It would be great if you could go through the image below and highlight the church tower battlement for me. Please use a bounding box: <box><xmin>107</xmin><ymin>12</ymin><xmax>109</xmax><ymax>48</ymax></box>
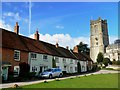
<box><xmin>90</xmin><ymin>17</ymin><xmax>109</xmax><ymax>62</ymax></box>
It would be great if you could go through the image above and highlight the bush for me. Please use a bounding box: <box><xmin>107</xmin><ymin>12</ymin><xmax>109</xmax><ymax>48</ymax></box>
<box><xmin>19</xmin><ymin>62</ymin><xmax>30</xmax><ymax>78</ymax></box>
<box><xmin>103</xmin><ymin>58</ymin><xmax>110</xmax><ymax>67</ymax></box>
<box><xmin>2</xmin><ymin>76</ymin><xmax>4</xmax><ymax>83</ymax></box>
<box><xmin>116</xmin><ymin>60</ymin><xmax>120</xmax><ymax>65</ymax></box>
<box><xmin>112</xmin><ymin>60</ymin><xmax>120</xmax><ymax>65</ymax></box>
<box><xmin>91</xmin><ymin>64</ymin><xmax>100</xmax><ymax>72</ymax></box>
<box><xmin>28</xmin><ymin>72</ymin><xmax>36</xmax><ymax>78</ymax></box>
<box><xmin>8</xmin><ymin>74</ymin><xmax>14</xmax><ymax>81</ymax></box>
<box><xmin>62</xmin><ymin>71</ymin><xmax>67</xmax><ymax>75</ymax></box>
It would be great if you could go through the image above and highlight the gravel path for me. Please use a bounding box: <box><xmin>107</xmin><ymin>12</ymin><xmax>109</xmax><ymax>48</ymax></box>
<box><xmin>0</xmin><ymin>70</ymin><xmax>119</xmax><ymax>89</ymax></box>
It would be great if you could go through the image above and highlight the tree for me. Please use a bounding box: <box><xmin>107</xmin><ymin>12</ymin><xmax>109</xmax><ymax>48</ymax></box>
<box><xmin>77</xmin><ymin>42</ymin><xmax>90</xmax><ymax>55</ymax></box>
<box><xmin>77</xmin><ymin>62</ymin><xmax>81</xmax><ymax>73</ymax></box>
<box><xmin>96</xmin><ymin>52</ymin><xmax>104</xmax><ymax>64</ymax></box>
<box><xmin>52</xmin><ymin>57</ymin><xmax>56</xmax><ymax>68</ymax></box>
<box><xmin>103</xmin><ymin>58</ymin><xmax>110</xmax><ymax>67</ymax></box>
<box><xmin>19</xmin><ymin>62</ymin><xmax>30</xmax><ymax>78</ymax></box>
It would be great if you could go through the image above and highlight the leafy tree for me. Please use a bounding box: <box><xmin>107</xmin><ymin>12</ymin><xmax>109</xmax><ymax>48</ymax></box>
<box><xmin>96</xmin><ymin>52</ymin><xmax>104</xmax><ymax>64</ymax></box>
<box><xmin>77</xmin><ymin>42</ymin><xmax>90</xmax><ymax>55</ymax></box>
<box><xmin>52</xmin><ymin>57</ymin><xmax>56</xmax><ymax>68</ymax></box>
<box><xmin>103</xmin><ymin>58</ymin><xmax>110</xmax><ymax>67</ymax></box>
<box><xmin>19</xmin><ymin>62</ymin><xmax>30</xmax><ymax>78</ymax></box>
<box><xmin>77</xmin><ymin>62</ymin><xmax>81</xmax><ymax>73</ymax></box>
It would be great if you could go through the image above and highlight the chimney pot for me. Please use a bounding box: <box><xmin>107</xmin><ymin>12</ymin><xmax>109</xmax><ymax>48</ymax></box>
<box><xmin>34</xmin><ymin>29</ymin><xmax>39</xmax><ymax>40</ymax></box>
<box><xmin>56</xmin><ymin>42</ymin><xmax>59</xmax><ymax>48</ymax></box>
<box><xmin>73</xmin><ymin>45</ymin><xmax>78</xmax><ymax>53</ymax></box>
<box><xmin>14</xmin><ymin>22</ymin><xmax>19</xmax><ymax>34</ymax></box>
<box><xmin>66</xmin><ymin>46</ymin><xmax>69</xmax><ymax>50</ymax></box>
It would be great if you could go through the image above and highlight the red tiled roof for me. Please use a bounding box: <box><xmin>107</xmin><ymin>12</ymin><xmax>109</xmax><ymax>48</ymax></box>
<box><xmin>1</xmin><ymin>28</ymin><xmax>92</xmax><ymax>61</ymax></box>
<box><xmin>81</xmin><ymin>53</ymin><xmax>93</xmax><ymax>61</ymax></box>
<box><xmin>1</xmin><ymin>29</ymin><xmax>28</xmax><ymax>51</ymax></box>
<box><xmin>1</xmin><ymin>29</ymin><xmax>76</xmax><ymax>59</ymax></box>
<box><xmin>72</xmin><ymin>52</ymin><xmax>87</xmax><ymax>61</ymax></box>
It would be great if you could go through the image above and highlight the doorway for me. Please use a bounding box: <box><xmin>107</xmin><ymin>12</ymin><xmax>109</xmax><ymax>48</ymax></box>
<box><xmin>40</xmin><ymin>66</ymin><xmax>43</xmax><ymax>73</ymax></box>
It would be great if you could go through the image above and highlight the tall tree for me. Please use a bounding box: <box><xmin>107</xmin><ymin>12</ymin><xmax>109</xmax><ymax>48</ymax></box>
<box><xmin>96</xmin><ymin>52</ymin><xmax>104</xmax><ymax>64</ymax></box>
<box><xmin>77</xmin><ymin>42</ymin><xmax>90</xmax><ymax>55</ymax></box>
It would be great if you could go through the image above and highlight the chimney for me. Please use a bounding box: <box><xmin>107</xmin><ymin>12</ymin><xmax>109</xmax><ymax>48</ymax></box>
<box><xmin>73</xmin><ymin>46</ymin><xmax>78</xmax><ymax>53</ymax></box>
<box><xmin>66</xmin><ymin>46</ymin><xmax>69</xmax><ymax>50</ymax></box>
<box><xmin>14</xmin><ymin>22</ymin><xmax>19</xmax><ymax>34</ymax></box>
<box><xmin>34</xmin><ymin>29</ymin><xmax>39</xmax><ymax>40</ymax></box>
<box><xmin>55</xmin><ymin>42</ymin><xmax>59</xmax><ymax>48</ymax></box>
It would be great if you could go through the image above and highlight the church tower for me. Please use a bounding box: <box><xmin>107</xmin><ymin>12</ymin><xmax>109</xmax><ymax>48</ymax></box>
<box><xmin>90</xmin><ymin>17</ymin><xmax>109</xmax><ymax>62</ymax></box>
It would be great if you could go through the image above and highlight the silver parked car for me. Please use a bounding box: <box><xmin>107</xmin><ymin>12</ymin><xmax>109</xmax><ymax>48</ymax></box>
<box><xmin>38</xmin><ymin>68</ymin><xmax>63</xmax><ymax>78</ymax></box>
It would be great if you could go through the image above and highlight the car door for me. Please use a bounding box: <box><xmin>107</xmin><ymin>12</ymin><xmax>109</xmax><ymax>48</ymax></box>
<box><xmin>52</xmin><ymin>69</ymin><xmax>57</xmax><ymax>77</ymax></box>
<box><xmin>56</xmin><ymin>69</ymin><xmax>60</xmax><ymax>77</ymax></box>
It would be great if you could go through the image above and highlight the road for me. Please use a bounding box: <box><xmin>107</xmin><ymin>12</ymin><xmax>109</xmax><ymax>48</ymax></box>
<box><xmin>0</xmin><ymin>70</ymin><xmax>119</xmax><ymax>89</ymax></box>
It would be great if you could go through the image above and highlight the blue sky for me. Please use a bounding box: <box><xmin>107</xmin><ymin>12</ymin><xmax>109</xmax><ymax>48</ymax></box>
<box><xmin>1</xmin><ymin>2</ymin><xmax>118</xmax><ymax>48</ymax></box>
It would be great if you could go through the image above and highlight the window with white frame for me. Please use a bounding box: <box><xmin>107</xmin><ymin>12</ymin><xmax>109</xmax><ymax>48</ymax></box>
<box><xmin>43</xmin><ymin>55</ymin><xmax>48</xmax><ymax>61</ymax></box>
<box><xmin>70</xmin><ymin>67</ymin><xmax>73</xmax><ymax>72</ymax></box>
<box><xmin>44</xmin><ymin>66</ymin><xmax>48</xmax><ymax>70</ymax></box>
<box><xmin>14</xmin><ymin>50</ymin><xmax>20</xmax><ymax>61</ymax></box>
<box><xmin>14</xmin><ymin>66</ymin><xmax>20</xmax><ymax>77</ymax></box>
<box><xmin>75</xmin><ymin>60</ymin><xmax>77</xmax><ymax>64</ymax></box>
<box><xmin>31</xmin><ymin>53</ymin><xmax>37</xmax><ymax>59</ymax></box>
<box><xmin>63</xmin><ymin>58</ymin><xmax>66</xmax><ymax>63</ymax></box>
<box><xmin>56</xmin><ymin>66</ymin><xmax>60</xmax><ymax>68</ymax></box>
<box><xmin>70</xmin><ymin>59</ymin><xmax>73</xmax><ymax>64</ymax></box>
<box><xmin>55</xmin><ymin>57</ymin><xmax>59</xmax><ymax>63</ymax></box>
<box><xmin>75</xmin><ymin>67</ymin><xmax>77</xmax><ymax>71</ymax></box>
<box><xmin>32</xmin><ymin>66</ymin><xmax>37</xmax><ymax>72</ymax></box>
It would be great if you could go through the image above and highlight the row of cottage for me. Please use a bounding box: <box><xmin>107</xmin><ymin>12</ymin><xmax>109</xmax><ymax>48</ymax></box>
<box><xmin>0</xmin><ymin>22</ymin><xmax>93</xmax><ymax>80</ymax></box>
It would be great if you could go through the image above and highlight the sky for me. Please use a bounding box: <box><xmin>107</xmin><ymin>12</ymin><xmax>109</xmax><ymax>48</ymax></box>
<box><xmin>0</xmin><ymin>2</ymin><xmax>118</xmax><ymax>49</ymax></box>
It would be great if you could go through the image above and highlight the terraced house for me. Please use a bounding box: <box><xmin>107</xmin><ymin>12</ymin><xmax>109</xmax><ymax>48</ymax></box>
<box><xmin>0</xmin><ymin>22</ymin><xmax>93</xmax><ymax>81</ymax></box>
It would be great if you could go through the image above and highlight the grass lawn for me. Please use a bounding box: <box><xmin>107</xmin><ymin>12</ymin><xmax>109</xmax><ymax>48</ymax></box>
<box><xmin>19</xmin><ymin>73</ymin><xmax>119</xmax><ymax>88</ymax></box>
<box><xmin>3</xmin><ymin>73</ymin><xmax>118</xmax><ymax>89</ymax></box>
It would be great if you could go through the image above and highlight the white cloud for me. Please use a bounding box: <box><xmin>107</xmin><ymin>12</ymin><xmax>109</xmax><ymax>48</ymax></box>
<box><xmin>3</xmin><ymin>12</ymin><xmax>21</xmax><ymax>21</ymax></box>
<box><xmin>56</xmin><ymin>25</ymin><xmax>64</xmax><ymax>29</ymax></box>
<box><xmin>29</xmin><ymin>33</ymin><xmax>89</xmax><ymax>49</ymax></box>
<box><xmin>29</xmin><ymin>33</ymin><xmax>118</xmax><ymax>49</ymax></box>
<box><xmin>0</xmin><ymin>20</ymin><xmax>13</xmax><ymax>31</ymax></box>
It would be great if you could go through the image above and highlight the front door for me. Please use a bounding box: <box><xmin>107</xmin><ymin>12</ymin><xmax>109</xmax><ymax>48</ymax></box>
<box><xmin>40</xmin><ymin>66</ymin><xmax>43</xmax><ymax>73</ymax></box>
<box><xmin>2</xmin><ymin>66</ymin><xmax>8</xmax><ymax>80</ymax></box>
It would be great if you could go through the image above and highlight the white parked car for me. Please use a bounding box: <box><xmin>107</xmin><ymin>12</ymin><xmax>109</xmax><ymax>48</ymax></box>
<box><xmin>38</xmin><ymin>68</ymin><xmax>63</xmax><ymax>78</ymax></box>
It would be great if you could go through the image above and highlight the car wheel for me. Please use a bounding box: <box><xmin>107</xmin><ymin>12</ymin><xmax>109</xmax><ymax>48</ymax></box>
<box><xmin>59</xmin><ymin>73</ymin><xmax>63</xmax><ymax>78</ymax></box>
<box><xmin>49</xmin><ymin>74</ymin><xmax>52</xmax><ymax>79</ymax></box>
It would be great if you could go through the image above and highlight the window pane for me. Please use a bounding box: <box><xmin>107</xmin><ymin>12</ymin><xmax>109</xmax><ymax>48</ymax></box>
<box><xmin>14</xmin><ymin>50</ymin><xmax>20</xmax><ymax>60</ymax></box>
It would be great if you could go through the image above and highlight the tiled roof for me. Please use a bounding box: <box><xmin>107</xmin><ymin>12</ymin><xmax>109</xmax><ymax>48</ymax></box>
<box><xmin>72</xmin><ymin>52</ymin><xmax>86</xmax><ymax>61</ymax></box>
<box><xmin>1</xmin><ymin>29</ymin><xmax>28</xmax><ymax>51</ymax></box>
<box><xmin>1</xmin><ymin>28</ymin><xmax>92</xmax><ymax>61</ymax></box>
<box><xmin>1</xmin><ymin>29</ymin><xmax>76</xmax><ymax>59</ymax></box>
<box><xmin>81</xmin><ymin>53</ymin><xmax>93</xmax><ymax>61</ymax></box>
